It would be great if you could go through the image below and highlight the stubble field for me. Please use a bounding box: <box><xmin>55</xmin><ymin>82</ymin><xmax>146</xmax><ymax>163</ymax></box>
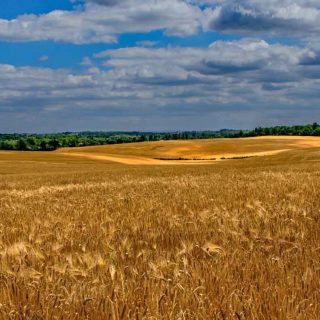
<box><xmin>0</xmin><ymin>137</ymin><xmax>320</xmax><ymax>319</ymax></box>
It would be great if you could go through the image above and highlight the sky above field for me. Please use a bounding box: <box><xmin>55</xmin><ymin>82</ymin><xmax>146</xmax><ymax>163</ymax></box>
<box><xmin>1</xmin><ymin>0</ymin><xmax>320</xmax><ymax>132</ymax></box>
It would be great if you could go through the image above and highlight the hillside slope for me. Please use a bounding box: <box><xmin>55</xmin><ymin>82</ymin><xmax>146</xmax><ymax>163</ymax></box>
<box><xmin>57</xmin><ymin>136</ymin><xmax>320</xmax><ymax>165</ymax></box>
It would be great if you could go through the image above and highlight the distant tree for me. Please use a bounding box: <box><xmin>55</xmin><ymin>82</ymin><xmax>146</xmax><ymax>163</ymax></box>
<box><xmin>264</xmin><ymin>127</ymin><xmax>271</xmax><ymax>135</ymax></box>
<box><xmin>313</xmin><ymin>127</ymin><xmax>320</xmax><ymax>136</ymax></box>
<box><xmin>48</xmin><ymin>139</ymin><xmax>60</xmax><ymax>150</ymax></box>
<box><xmin>0</xmin><ymin>140</ymin><xmax>14</xmax><ymax>150</ymax></box>
<box><xmin>301</xmin><ymin>126</ymin><xmax>313</xmax><ymax>136</ymax></box>
<box><xmin>16</xmin><ymin>139</ymin><xmax>28</xmax><ymax>151</ymax></box>
<box><xmin>68</xmin><ymin>137</ymin><xmax>78</xmax><ymax>147</ymax></box>
<box><xmin>139</xmin><ymin>135</ymin><xmax>146</xmax><ymax>142</ymax></box>
<box><xmin>26</xmin><ymin>137</ymin><xmax>36</xmax><ymax>148</ymax></box>
<box><xmin>40</xmin><ymin>140</ymin><xmax>48</xmax><ymax>151</ymax></box>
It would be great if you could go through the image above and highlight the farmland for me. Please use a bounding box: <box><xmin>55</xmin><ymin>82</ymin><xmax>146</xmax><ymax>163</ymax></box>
<box><xmin>0</xmin><ymin>137</ymin><xmax>320</xmax><ymax>319</ymax></box>
<box><xmin>57</xmin><ymin>136</ymin><xmax>320</xmax><ymax>164</ymax></box>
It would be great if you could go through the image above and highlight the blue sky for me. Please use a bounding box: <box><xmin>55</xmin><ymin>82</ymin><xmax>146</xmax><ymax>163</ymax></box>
<box><xmin>0</xmin><ymin>0</ymin><xmax>320</xmax><ymax>132</ymax></box>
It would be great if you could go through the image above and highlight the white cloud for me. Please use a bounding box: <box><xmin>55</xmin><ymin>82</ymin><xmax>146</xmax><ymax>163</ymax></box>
<box><xmin>98</xmin><ymin>39</ymin><xmax>315</xmax><ymax>80</ymax></box>
<box><xmin>0</xmin><ymin>1</ymin><xmax>202</xmax><ymax>44</ymax></box>
<box><xmin>1</xmin><ymin>39</ymin><xmax>320</xmax><ymax>130</ymax></box>
<box><xmin>2</xmin><ymin>1</ymin><xmax>320</xmax><ymax>130</ymax></box>
<box><xmin>203</xmin><ymin>0</ymin><xmax>320</xmax><ymax>39</ymax></box>
<box><xmin>0</xmin><ymin>0</ymin><xmax>319</xmax><ymax>44</ymax></box>
<box><xmin>0</xmin><ymin>0</ymin><xmax>319</xmax><ymax>45</ymax></box>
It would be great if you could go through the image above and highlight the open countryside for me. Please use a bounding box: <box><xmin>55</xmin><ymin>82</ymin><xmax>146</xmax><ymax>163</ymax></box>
<box><xmin>57</xmin><ymin>136</ymin><xmax>320</xmax><ymax>164</ymax></box>
<box><xmin>0</xmin><ymin>136</ymin><xmax>319</xmax><ymax>319</ymax></box>
<box><xmin>2</xmin><ymin>0</ymin><xmax>320</xmax><ymax>319</ymax></box>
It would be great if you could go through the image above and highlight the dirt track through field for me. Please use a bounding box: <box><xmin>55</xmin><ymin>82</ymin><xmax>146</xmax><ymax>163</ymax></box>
<box><xmin>56</xmin><ymin>136</ymin><xmax>320</xmax><ymax>165</ymax></box>
<box><xmin>59</xmin><ymin>152</ymin><xmax>215</xmax><ymax>165</ymax></box>
<box><xmin>59</xmin><ymin>149</ymin><xmax>291</xmax><ymax>165</ymax></box>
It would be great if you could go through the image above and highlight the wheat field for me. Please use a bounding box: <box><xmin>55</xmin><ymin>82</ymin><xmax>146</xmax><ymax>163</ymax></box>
<box><xmin>0</xmin><ymin>137</ymin><xmax>320</xmax><ymax>319</ymax></box>
<box><xmin>57</xmin><ymin>136</ymin><xmax>320</xmax><ymax>164</ymax></box>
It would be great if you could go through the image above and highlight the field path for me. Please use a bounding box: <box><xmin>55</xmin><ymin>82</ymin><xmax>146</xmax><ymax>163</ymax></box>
<box><xmin>58</xmin><ymin>152</ymin><xmax>216</xmax><ymax>165</ymax></box>
<box><xmin>59</xmin><ymin>149</ymin><xmax>290</xmax><ymax>165</ymax></box>
<box><xmin>57</xmin><ymin>136</ymin><xmax>320</xmax><ymax>165</ymax></box>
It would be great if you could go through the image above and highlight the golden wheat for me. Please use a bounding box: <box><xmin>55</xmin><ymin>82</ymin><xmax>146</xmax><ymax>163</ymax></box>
<box><xmin>0</xmin><ymin>139</ymin><xmax>319</xmax><ymax>319</ymax></box>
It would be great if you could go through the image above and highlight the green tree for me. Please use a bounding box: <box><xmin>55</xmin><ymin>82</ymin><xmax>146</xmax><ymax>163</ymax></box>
<box><xmin>16</xmin><ymin>139</ymin><xmax>28</xmax><ymax>151</ymax></box>
<box><xmin>48</xmin><ymin>139</ymin><xmax>60</xmax><ymax>150</ymax></box>
<box><xmin>40</xmin><ymin>140</ymin><xmax>48</xmax><ymax>151</ymax></box>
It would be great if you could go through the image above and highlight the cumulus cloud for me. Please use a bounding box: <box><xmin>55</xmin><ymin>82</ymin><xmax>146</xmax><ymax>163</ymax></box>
<box><xmin>2</xmin><ymin>39</ymin><xmax>320</xmax><ymax>131</ymax></box>
<box><xmin>0</xmin><ymin>0</ymin><xmax>202</xmax><ymax>44</ymax></box>
<box><xmin>2</xmin><ymin>1</ymin><xmax>320</xmax><ymax>131</ymax></box>
<box><xmin>98</xmin><ymin>39</ymin><xmax>317</xmax><ymax>81</ymax></box>
<box><xmin>204</xmin><ymin>0</ymin><xmax>320</xmax><ymax>39</ymax></box>
<box><xmin>0</xmin><ymin>0</ymin><xmax>319</xmax><ymax>44</ymax></box>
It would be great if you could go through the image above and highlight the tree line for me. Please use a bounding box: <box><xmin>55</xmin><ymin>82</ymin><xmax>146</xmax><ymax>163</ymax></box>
<box><xmin>231</xmin><ymin>123</ymin><xmax>320</xmax><ymax>138</ymax></box>
<box><xmin>1</xmin><ymin>123</ymin><xmax>319</xmax><ymax>151</ymax></box>
<box><xmin>0</xmin><ymin>130</ymin><xmax>238</xmax><ymax>151</ymax></box>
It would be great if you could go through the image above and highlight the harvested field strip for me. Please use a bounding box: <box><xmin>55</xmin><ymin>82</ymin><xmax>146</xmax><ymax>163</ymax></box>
<box><xmin>57</xmin><ymin>136</ymin><xmax>320</xmax><ymax>165</ymax></box>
